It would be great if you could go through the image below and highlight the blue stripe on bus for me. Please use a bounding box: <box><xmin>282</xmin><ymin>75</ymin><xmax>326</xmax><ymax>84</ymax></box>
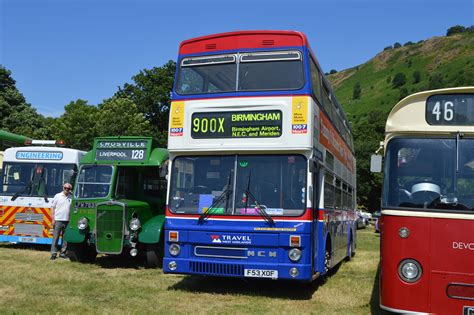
<box><xmin>0</xmin><ymin>235</ymin><xmax>56</xmax><ymax>245</ymax></box>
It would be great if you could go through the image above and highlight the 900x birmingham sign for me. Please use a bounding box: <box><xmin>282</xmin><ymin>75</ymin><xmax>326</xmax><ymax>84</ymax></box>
<box><xmin>191</xmin><ymin>110</ymin><xmax>282</xmax><ymax>139</ymax></box>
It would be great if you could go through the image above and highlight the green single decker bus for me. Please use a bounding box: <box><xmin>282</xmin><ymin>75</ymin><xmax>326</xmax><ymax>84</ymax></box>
<box><xmin>64</xmin><ymin>136</ymin><xmax>168</xmax><ymax>267</ymax></box>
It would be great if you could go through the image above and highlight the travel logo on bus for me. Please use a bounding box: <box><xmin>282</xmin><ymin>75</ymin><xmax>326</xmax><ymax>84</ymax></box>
<box><xmin>16</xmin><ymin>151</ymin><xmax>64</xmax><ymax>160</ymax></box>
<box><xmin>210</xmin><ymin>234</ymin><xmax>252</xmax><ymax>245</ymax></box>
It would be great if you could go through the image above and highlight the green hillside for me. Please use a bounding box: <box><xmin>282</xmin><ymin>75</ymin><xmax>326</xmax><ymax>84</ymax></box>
<box><xmin>328</xmin><ymin>31</ymin><xmax>474</xmax><ymax>211</ymax></box>
<box><xmin>331</xmin><ymin>32</ymin><xmax>474</xmax><ymax>117</ymax></box>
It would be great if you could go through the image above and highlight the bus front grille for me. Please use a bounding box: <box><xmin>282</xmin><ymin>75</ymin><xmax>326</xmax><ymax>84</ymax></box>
<box><xmin>15</xmin><ymin>213</ymin><xmax>44</xmax><ymax>222</ymax></box>
<box><xmin>14</xmin><ymin>223</ymin><xmax>43</xmax><ymax>236</ymax></box>
<box><xmin>96</xmin><ymin>203</ymin><xmax>124</xmax><ymax>254</ymax></box>
<box><xmin>190</xmin><ymin>261</ymin><xmax>244</xmax><ymax>276</ymax></box>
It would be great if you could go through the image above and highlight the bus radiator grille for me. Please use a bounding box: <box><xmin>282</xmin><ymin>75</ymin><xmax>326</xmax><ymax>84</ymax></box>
<box><xmin>190</xmin><ymin>261</ymin><xmax>244</xmax><ymax>276</ymax></box>
<box><xmin>14</xmin><ymin>223</ymin><xmax>43</xmax><ymax>236</ymax></box>
<box><xmin>15</xmin><ymin>213</ymin><xmax>44</xmax><ymax>222</ymax></box>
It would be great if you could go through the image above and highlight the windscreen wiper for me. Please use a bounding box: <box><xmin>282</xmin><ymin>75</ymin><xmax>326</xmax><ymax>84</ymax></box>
<box><xmin>198</xmin><ymin>171</ymin><xmax>233</xmax><ymax>224</ymax></box>
<box><xmin>198</xmin><ymin>185</ymin><xmax>233</xmax><ymax>224</ymax></box>
<box><xmin>243</xmin><ymin>172</ymin><xmax>274</xmax><ymax>225</ymax></box>
<box><xmin>11</xmin><ymin>180</ymin><xmax>33</xmax><ymax>201</ymax></box>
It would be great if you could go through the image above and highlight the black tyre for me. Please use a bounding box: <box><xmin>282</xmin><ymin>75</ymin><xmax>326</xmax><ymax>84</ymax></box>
<box><xmin>145</xmin><ymin>243</ymin><xmax>162</xmax><ymax>268</ymax></box>
<box><xmin>324</xmin><ymin>247</ymin><xmax>331</xmax><ymax>274</ymax></box>
<box><xmin>68</xmin><ymin>242</ymin><xmax>97</xmax><ymax>263</ymax></box>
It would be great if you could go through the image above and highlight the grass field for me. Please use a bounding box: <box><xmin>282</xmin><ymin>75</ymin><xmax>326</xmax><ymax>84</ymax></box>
<box><xmin>0</xmin><ymin>228</ymin><xmax>382</xmax><ymax>314</ymax></box>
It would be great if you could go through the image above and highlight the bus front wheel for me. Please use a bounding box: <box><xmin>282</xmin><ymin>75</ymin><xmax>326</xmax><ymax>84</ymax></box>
<box><xmin>68</xmin><ymin>242</ymin><xmax>97</xmax><ymax>263</ymax></box>
<box><xmin>145</xmin><ymin>244</ymin><xmax>162</xmax><ymax>268</ymax></box>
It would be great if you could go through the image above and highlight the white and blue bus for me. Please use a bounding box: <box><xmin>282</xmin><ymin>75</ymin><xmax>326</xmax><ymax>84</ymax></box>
<box><xmin>0</xmin><ymin>141</ymin><xmax>85</xmax><ymax>244</ymax></box>
<box><xmin>163</xmin><ymin>31</ymin><xmax>357</xmax><ymax>281</ymax></box>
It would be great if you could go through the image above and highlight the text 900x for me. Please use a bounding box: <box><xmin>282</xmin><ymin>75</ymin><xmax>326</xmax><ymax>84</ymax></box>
<box><xmin>95</xmin><ymin>149</ymin><xmax>145</xmax><ymax>161</ymax></box>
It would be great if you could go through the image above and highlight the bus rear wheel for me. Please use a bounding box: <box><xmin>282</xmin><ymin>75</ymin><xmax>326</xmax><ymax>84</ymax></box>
<box><xmin>324</xmin><ymin>248</ymin><xmax>331</xmax><ymax>274</ymax></box>
<box><xmin>68</xmin><ymin>242</ymin><xmax>97</xmax><ymax>263</ymax></box>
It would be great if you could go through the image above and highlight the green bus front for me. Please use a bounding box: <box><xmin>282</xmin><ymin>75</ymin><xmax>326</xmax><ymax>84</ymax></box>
<box><xmin>64</xmin><ymin>137</ymin><xmax>168</xmax><ymax>267</ymax></box>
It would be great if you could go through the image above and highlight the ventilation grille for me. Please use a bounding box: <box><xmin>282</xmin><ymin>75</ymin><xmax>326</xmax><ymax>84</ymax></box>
<box><xmin>190</xmin><ymin>261</ymin><xmax>244</xmax><ymax>276</ymax></box>
<box><xmin>14</xmin><ymin>223</ymin><xmax>43</xmax><ymax>236</ymax></box>
<box><xmin>205</xmin><ymin>43</ymin><xmax>217</xmax><ymax>50</ymax></box>
<box><xmin>262</xmin><ymin>40</ymin><xmax>275</xmax><ymax>46</ymax></box>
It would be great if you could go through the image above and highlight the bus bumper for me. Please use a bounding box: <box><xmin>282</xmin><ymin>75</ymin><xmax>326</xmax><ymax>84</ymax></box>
<box><xmin>163</xmin><ymin>257</ymin><xmax>313</xmax><ymax>281</ymax></box>
<box><xmin>0</xmin><ymin>235</ymin><xmax>55</xmax><ymax>245</ymax></box>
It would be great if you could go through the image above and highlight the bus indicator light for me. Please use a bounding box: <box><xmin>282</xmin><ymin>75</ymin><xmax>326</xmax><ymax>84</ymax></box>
<box><xmin>290</xmin><ymin>235</ymin><xmax>301</xmax><ymax>247</ymax></box>
<box><xmin>169</xmin><ymin>231</ymin><xmax>179</xmax><ymax>242</ymax></box>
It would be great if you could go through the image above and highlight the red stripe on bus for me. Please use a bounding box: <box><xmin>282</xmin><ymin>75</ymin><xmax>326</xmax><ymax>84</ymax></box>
<box><xmin>1</xmin><ymin>207</ymin><xmax>20</xmax><ymax>225</ymax></box>
<box><xmin>166</xmin><ymin>206</ymin><xmax>313</xmax><ymax>221</ymax></box>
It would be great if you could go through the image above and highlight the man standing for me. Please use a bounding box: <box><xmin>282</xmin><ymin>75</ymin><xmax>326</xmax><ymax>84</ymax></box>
<box><xmin>50</xmin><ymin>182</ymin><xmax>72</xmax><ymax>260</ymax></box>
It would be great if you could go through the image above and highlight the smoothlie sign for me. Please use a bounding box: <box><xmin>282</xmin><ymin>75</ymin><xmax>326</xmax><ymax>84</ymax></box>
<box><xmin>95</xmin><ymin>140</ymin><xmax>148</xmax><ymax>161</ymax></box>
<box><xmin>191</xmin><ymin>110</ymin><xmax>282</xmax><ymax>139</ymax></box>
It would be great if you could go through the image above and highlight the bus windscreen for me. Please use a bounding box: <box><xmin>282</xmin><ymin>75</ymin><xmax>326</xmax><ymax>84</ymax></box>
<box><xmin>383</xmin><ymin>137</ymin><xmax>474</xmax><ymax>212</ymax></box>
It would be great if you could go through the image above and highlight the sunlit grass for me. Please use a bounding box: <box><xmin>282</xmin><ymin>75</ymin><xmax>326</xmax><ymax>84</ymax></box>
<box><xmin>0</xmin><ymin>228</ymin><xmax>381</xmax><ymax>314</ymax></box>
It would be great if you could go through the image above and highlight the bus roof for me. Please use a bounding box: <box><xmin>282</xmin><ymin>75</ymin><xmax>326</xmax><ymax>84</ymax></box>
<box><xmin>3</xmin><ymin>146</ymin><xmax>86</xmax><ymax>164</ymax></box>
<box><xmin>179</xmin><ymin>30</ymin><xmax>309</xmax><ymax>55</ymax></box>
<box><xmin>386</xmin><ymin>86</ymin><xmax>474</xmax><ymax>138</ymax></box>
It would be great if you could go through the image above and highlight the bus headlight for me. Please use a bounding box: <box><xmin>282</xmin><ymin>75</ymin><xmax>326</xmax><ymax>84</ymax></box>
<box><xmin>129</xmin><ymin>218</ymin><xmax>141</xmax><ymax>231</ymax></box>
<box><xmin>77</xmin><ymin>217</ymin><xmax>88</xmax><ymax>230</ymax></box>
<box><xmin>398</xmin><ymin>259</ymin><xmax>422</xmax><ymax>282</ymax></box>
<box><xmin>169</xmin><ymin>244</ymin><xmax>181</xmax><ymax>256</ymax></box>
<box><xmin>288</xmin><ymin>248</ymin><xmax>302</xmax><ymax>262</ymax></box>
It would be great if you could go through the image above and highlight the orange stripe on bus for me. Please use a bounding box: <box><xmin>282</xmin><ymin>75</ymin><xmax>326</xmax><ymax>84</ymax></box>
<box><xmin>1</xmin><ymin>207</ymin><xmax>20</xmax><ymax>225</ymax></box>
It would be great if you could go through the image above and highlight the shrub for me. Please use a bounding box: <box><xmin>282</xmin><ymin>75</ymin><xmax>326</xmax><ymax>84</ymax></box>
<box><xmin>353</xmin><ymin>82</ymin><xmax>362</xmax><ymax>100</ymax></box>
<box><xmin>392</xmin><ymin>73</ymin><xmax>407</xmax><ymax>88</ymax></box>
<box><xmin>447</xmin><ymin>25</ymin><xmax>466</xmax><ymax>36</ymax></box>
<box><xmin>412</xmin><ymin>70</ymin><xmax>421</xmax><ymax>84</ymax></box>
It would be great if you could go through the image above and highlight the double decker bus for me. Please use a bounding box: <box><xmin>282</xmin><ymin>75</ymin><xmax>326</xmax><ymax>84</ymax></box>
<box><xmin>0</xmin><ymin>141</ymin><xmax>85</xmax><ymax>244</ymax></box>
<box><xmin>164</xmin><ymin>31</ymin><xmax>357</xmax><ymax>281</ymax></box>
<box><xmin>371</xmin><ymin>87</ymin><xmax>474</xmax><ymax>314</ymax></box>
<box><xmin>64</xmin><ymin>136</ymin><xmax>168</xmax><ymax>267</ymax></box>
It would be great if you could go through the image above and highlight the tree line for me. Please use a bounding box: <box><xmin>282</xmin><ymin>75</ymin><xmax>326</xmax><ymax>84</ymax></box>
<box><xmin>0</xmin><ymin>61</ymin><xmax>175</xmax><ymax>151</ymax></box>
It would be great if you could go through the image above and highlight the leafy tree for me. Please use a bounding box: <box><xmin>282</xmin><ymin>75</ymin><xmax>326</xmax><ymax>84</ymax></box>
<box><xmin>352</xmin><ymin>110</ymin><xmax>386</xmax><ymax>210</ymax></box>
<box><xmin>403</xmin><ymin>41</ymin><xmax>414</xmax><ymax>47</ymax></box>
<box><xmin>0</xmin><ymin>65</ymin><xmax>47</xmax><ymax>138</ymax></box>
<box><xmin>393</xmin><ymin>42</ymin><xmax>402</xmax><ymax>48</ymax></box>
<box><xmin>352</xmin><ymin>82</ymin><xmax>361</xmax><ymax>100</ymax></box>
<box><xmin>51</xmin><ymin>99</ymin><xmax>99</xmax><ymax>151</ymax></box>
<box><xmin>383</xmin><ymin>46</ymin><xmax>392</xmax><ymax>51</ymax></box>
<box><xmin>95</xmin><ymin>97</ymin><xmax>153</xmax><ymax>137</ymax></box>
<box><xmin>392</xmin><ymin>73</ymin><xmax>407</xmax><ymax>88</ymax></box>
<box><xmin>428</xmin><ymin>73</ymin><xmax>444</xmax><ymax>89</ymax></box>
<box><xmin>447</xmin><ymin>25</ymin><xmax>466</xmax><ymax>36</ymax></box>
<box><xmin>412</xmin><ymin>70</ymin><xmax>421</xmax><ymax>84</ymax></box>
<box><xmin>115</xmin><ymin>60</ymin><xmax>176</xmax><ymax>145</ymax></box>
<box><xmin>329</xmin><ymin>69</ymin><xmax>338</xmax><ymax>74</ymax></box>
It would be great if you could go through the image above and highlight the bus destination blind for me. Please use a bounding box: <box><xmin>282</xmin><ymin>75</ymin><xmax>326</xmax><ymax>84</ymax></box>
<box><xmin>95</xmin><ymin>140</ymin><xmax>148</xmax><ymax>161</ymax></box>
<box><xmin>426</xmin><ymin>94</ymin><xmax>474</xmax><ymax>125</ymax></box>
<box><xmin>191</xmin><ymin>110</ymin><xmax>282</xmax><ymax>139</ymax></box>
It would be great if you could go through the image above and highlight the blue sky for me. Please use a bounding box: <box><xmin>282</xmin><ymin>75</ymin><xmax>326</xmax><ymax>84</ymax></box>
<box><xmin>1</xmin><ymin>0</ymin><xmax>473</xmax><ymax>117</ymax></box>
